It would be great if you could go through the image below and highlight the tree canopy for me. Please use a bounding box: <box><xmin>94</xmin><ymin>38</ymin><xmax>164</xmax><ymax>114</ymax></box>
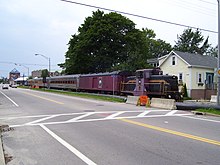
<box><xmin>60</xmin><ymin>10</ymin><xmax>171</xmax><ymax>74</ymax></box>
<box><xmin>173</xmin><ymin>28</ymin><xmax>210</xmax><ymax>55</ymax></box>
<box><xmin>63</xmin><ymin>10</ymin><xmax>141</xmax><ymax>74</ymax></box>
<box><xmin>59</xmin><ymin>11</ymin><xmax>215</xmax><ymax>75</ymax></box>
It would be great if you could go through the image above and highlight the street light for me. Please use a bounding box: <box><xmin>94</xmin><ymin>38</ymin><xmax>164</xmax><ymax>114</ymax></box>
<box><xmin>35</xmin><ymin>54</ymin><xmax>51</xmax><ymax>76</ymax></box>
<box><xmin>14</xmin><ymin>63</ymin><xmax>29</xmax><ymax>77</ymax></box>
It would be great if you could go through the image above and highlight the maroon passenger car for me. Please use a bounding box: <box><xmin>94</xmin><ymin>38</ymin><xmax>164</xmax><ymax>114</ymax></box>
<box><xmin>78</xmin><ymin>71</ymin><xmax>132</xmax><ymax>94</ymax></box>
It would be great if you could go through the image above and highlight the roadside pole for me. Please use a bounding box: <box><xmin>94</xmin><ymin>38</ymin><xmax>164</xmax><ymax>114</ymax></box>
<box><xmin>218</xmin><ymin>0</ymin><xmax>220</xmax><ymax>105</ymax></box>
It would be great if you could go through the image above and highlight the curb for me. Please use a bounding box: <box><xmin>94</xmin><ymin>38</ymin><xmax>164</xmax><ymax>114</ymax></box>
<box><xmin>0</xmin><ymin>130</ymin><xmax>5</xmax><ymax>165</ymax></box>
<box><xmin>191</xmin><ymin>111</ymin><xmax>220</xmax><ymax>117</ymax></box>
<box><xmin>191</xmin><ymin>111</ymin><xmax>206</xmax><ymax>115</ymax></box>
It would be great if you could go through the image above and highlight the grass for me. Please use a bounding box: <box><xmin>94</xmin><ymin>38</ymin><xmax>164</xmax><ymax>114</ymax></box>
<box><xmin>26</xmin><ymin>87</ymin><xmax>126</xmax><ymax>103</ymax></box>
<box><xmin>195</xmin><ymin>108</ymin><xmax>220</xmax><ymax>116</ymax></box>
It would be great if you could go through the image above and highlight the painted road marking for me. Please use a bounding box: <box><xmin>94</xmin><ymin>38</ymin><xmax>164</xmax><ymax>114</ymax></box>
<box><xmin>6</xmin><ymin>110</ymin><xmax>192</xmax><ymax>127</ymax></box>
<box><xmin>105</xmin><ymin>111</ymin><xmax>125</xmax><ymax>119</ymax></box>
<box><xmin>181</xmin><ymin>115</ymin><xmax>220</xmax><ymax>123</ymax></box>
<box><xmin>67</xmin><ymin>112</ymin><xmax>96</xmax><ymax>122</ymax></box>
<box><xmin>40</xmin><ymin>124</ymin><xmax>97</xmax><ymax>165</ymax></box>
<box><xmin>165</xmin><ymin>110</ymin><xmax>178</xmax><ymax>116</ymax></box>
<box><xmin>137</xmin><ymin>111</ymin><xmax>151</xmax><ymax>117</ymax></box>
<box><xmin>0</xmin><ymin>91</ymin><xmax>19</xmax><ymax>107</ymax></box>
<box><xmin>22</xmin><ymin>92</ymin><xmax>64</xmax><ymax>105</ymax></box>
<box><xmin>120</xmin><ymin>119</ymin><xmax>220</xmax><ymax>147</ymax></box>
<box><xmin>25</xmin><ymin>115</ymin><xmax>59</xmax><ymax>125</ymax></box>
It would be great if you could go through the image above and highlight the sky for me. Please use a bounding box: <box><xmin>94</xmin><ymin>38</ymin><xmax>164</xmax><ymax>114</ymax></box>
<box><xmin>0</xmin><ymin>0</ymin><xmax>218</xmax><ymax>78</ymax></box>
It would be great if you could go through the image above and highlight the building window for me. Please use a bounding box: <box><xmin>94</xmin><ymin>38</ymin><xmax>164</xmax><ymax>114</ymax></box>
<box><xmin>197</xmin><ymin>73</ymin><xmax>204</xmax><ymax>86</ymax></box>
<box><xmin>179</xmin><ymin>73</ymin><xmax>183</xmax><ymax>80</ymax></box>
<box><xmin>198</xmin><ymin>73</ymin><xmax>202</xmax><ymax>83</ymax></box>
<box><xmin>172</xmin><ymin>56</ymin><xmax>176</xmax><ymax>65</ymax></box>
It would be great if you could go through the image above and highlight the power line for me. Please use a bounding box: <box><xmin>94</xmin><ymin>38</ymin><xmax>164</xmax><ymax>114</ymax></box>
<box><xmin>0</xmin><ymin>61</ymin><xmax>57</xmax><ymax>67</ymax></box>
<box><xmin>60</xmin><ymin>0</ymin><xmax>217</xmax><ymax>34</ymax></box>
<box><xmin>197</xmin><ymin>0</ymin><xmax>216</xmax><ymax>5</ymax></box>
<box><xmin>164</xmin><ymin>0</ymin><xmax>216</xmax><ymax>17</ymax></box>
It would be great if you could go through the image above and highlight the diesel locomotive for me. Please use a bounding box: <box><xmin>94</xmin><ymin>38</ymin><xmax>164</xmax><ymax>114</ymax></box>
<box><xmin>28</xmin><ymin>68</ymin><xmax>181</xmax><ymax>100</ymax></box>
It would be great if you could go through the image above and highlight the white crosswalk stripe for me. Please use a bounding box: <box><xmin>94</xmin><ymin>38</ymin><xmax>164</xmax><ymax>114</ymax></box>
<box><xmin>1</xmin><ymin>110</ymin><xmax>192</xmax><ymax>128</ymax></box>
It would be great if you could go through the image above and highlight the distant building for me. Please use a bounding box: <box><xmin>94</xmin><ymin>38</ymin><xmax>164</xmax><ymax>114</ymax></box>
<box><xmin>31</xmin><ymin>70</ymin><xmax>61</xmax><ymax>78</ymax></box>
<box><xmin>14</xmin><ymin>77</ymin><xmax>28</xmax><ymax>85</ymax></box>
<box><xmin>9</xmin><ymin>68</ymin><xmax>20</xmax><ymax>81</ymax></box>
<box><xmin>9</xmin><ymin>68</ymin><xmax>20</xmax><ymax>85</ymax></box>
<box><xmin>32</xmin><ymin>70</ymin><xmax>42</xmax><ymax>78</ymax></box>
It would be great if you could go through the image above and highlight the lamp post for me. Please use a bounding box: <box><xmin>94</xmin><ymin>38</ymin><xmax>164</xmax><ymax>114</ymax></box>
<box><xmin>14</xmin><ymin>63</ymin><xmax>29</xmax><ymax>78</ymax></box>
<box><xmin>217</xmin><ymin>0</ymin><xmax>220</xmax><ymax>105</ymax></box>
<box><xmin>35</xmin><ymin>54</ymin><xmax>51</xmax><ymax>77</ymax></box>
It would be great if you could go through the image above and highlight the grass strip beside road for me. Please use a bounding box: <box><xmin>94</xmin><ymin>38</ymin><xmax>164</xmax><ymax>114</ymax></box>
<box><xmin>195</xmin><ymin>108</ymin><xmax>220</xmax><ymax>116</ymax></box>
<box><xmin>29</xmin><ymin>88</ymin><xmax>125</xmax><ymax>103</ymax></box>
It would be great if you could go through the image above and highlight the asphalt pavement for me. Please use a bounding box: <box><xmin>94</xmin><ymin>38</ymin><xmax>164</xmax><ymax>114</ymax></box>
<box><xmin>0</xmin><ymin>88</ymin><xmax>220</xmax><ymax>165</ymax></box>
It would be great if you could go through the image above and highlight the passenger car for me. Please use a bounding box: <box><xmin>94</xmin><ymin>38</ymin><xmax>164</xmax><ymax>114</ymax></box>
<box><xmin>2</xmin><ymin>84</ymin><xmax>9</xmax><ymax>89</ymax></box>
<box><xmin>11</xmin><ymin>84</ymin><xmax>18</xmax><ymax>88</ymax></box>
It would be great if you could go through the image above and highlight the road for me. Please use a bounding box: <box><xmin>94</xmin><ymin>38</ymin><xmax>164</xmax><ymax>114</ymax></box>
<box><xmin>0</xmin><ymin>87</ymin><xmax>220</xmax><ymax>165</ymax></box>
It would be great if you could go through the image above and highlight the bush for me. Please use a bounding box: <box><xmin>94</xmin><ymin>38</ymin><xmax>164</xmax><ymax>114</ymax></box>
<box><xmin>183</xmin><ymin>83</ymin><xmax>188</xmax><ymax>98</ymax></box>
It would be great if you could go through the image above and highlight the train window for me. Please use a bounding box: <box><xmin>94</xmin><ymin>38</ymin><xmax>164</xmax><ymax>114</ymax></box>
<box><xmin>136</xmin><ymin>71</ymin><xmax>143</xmax><ymax>79</ymax></box>
<box><xmin>145</xmin><ymin>72</ymin><xmax>150</xmax><ymax>79</ymax></box>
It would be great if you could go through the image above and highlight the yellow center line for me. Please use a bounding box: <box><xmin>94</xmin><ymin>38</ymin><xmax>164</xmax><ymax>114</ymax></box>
<box><xmin>23</xmin><ymin>92</ymin><xmax>64</xmax><ymax>105</ymax></box>
<box><xmin>120</xmin><ymin>118</ymin><xmax>220</xmax><ymax>146</ymax></box>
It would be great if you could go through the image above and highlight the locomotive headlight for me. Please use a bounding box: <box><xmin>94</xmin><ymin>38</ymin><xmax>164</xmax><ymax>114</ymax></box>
<box><xmin>168</xmin><ymin>95</ymin><xmax>171</xmax><ymax>98</ymax></box>
<box><xmin>138</xmin><ymin>80</ymin><xmax>141</xmax><ymax>84</ymax></box>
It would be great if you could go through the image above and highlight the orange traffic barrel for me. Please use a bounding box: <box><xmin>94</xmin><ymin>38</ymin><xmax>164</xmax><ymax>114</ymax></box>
<box><xmin>139</xmin><ymin>95</ymin><xmax>148</xmax><ymax>106</ymax></box>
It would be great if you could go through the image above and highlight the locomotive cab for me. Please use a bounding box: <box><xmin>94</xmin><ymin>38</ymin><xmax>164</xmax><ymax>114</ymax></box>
<box><xmin>134</xmin><ymin>69</ymin><xmax>161</xmax><ymax>96</ymax></box>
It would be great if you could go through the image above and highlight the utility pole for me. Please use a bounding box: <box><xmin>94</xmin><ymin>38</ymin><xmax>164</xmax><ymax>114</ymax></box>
<box><xmin>217</xmin><ymin>0</ymin><xmax>220</xmax><ymax>105</ymax></box>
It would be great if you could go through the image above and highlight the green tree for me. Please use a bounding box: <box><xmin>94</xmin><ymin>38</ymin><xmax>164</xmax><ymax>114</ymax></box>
<box><xmin>112</xmin><ymin>28</ymin><xmax>172</xmax><ymax>71</ymax></box>
<box><xmin>183</xmin><ymin>83</ymin><xmax>188</xmax><ymax>98</ymax></box>
<box><xmin>174</xmin><ymin>28</ymin><xmax>210</xmax><ymax>55</ymax></box>
<box><xmin>207</xmin><ymin>45</ymin><xmax>218</xmax><ymax>57</ymax></box>
<box><xmin>60</xmin><ymin>10</ymin><xmax>173</xmax><ymax>74</ymax></box>
<box><xmin>63</xmin><ymin>10</ymin><xmax>143</xmax><ymax>74</ymax></box>
<box><xmin>41</xmin><ymin>69</ymin><xmax>49</xmax><ymax>78</ymax></box>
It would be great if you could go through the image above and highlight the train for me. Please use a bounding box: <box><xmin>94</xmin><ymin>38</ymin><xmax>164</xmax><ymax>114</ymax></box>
<box><xmin>28</xmin><ymin>68</ymin><xmax>181</xmax><ymax>100</ymax></box>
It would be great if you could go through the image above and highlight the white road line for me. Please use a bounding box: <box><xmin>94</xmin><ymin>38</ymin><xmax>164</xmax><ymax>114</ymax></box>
<box><xmin>40</xmin><ymin>124</ymin><xmax>97</xmax><ymax>165</ymax></box>
<box><xmin>181</xmin><ymin>115</ymin><xmax>220</xmax><ymax>123</ymax></box>
<box><xmin>0</xmin><ymin>112</ymin><xmax>86</xmax><ymax>120</ymax></box>
<box><xmin>0</xmin><ymin>91</ymin><xmax>19</xmax><ymax>107</ymax></box>
<box><xmin>0</xmin><ymin>110</ymin><xmax>170</xmax><ymax>120</ymax></box>
<box><xmin>105</xmin><ymin>111</ymin><xmax>125</xmax><ymax>119</ymax></box>
<box><xmin>67</xmin><ymin>112</ymin><xmax>96</xmax><ymax>122</ymax></box>
<box><xmin>137</xmin><ymin>111</ymin><xmax>151</xmax><ymax>117</ymax></box>
<box><xmin>25</xmin><ymin>115</ymin><xmax>58</xmax><ymax>125</ymax></box>
<box><xmin>9</xmin><ymin>113</ymin><xmax>193</xmax><ymax>128</ymax></box>
<box><xmin>165</xmin><ymin>110</ymin><xmax>178</xmax><ymax>116</ymax></box>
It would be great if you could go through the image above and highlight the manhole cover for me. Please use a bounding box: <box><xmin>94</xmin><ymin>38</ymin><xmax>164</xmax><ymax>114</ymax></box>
<box><xmin>96</xmin><ymin>104</ymin><xmax>104</xmax><ymax>106</ymax></box>
<box><xmin>84</xmin><ymin>110</ymin><xmax>95</xmax><ymax>112</ymax></box>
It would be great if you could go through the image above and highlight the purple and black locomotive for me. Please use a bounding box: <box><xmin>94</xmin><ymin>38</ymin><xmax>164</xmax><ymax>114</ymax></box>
<box><xmin>28</xmin><ymin>68</ymin><xmax>181</xmax><ymax>100</ymax></box>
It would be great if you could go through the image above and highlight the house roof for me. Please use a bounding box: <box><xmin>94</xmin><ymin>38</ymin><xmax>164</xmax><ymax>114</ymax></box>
<box><xmin>10</xmin><ymin>68</ymin><xmax>20</xmax><ymax>74</ymax></box>
<box><xmin>147</xmin><ymin>58</ymin><xmax>158</xmax><ymax>63</ymax></box>
<box><xmin>160</xmin><ymin>50</ymin><xmax>217</xmax><ymax>69</ymax></box>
